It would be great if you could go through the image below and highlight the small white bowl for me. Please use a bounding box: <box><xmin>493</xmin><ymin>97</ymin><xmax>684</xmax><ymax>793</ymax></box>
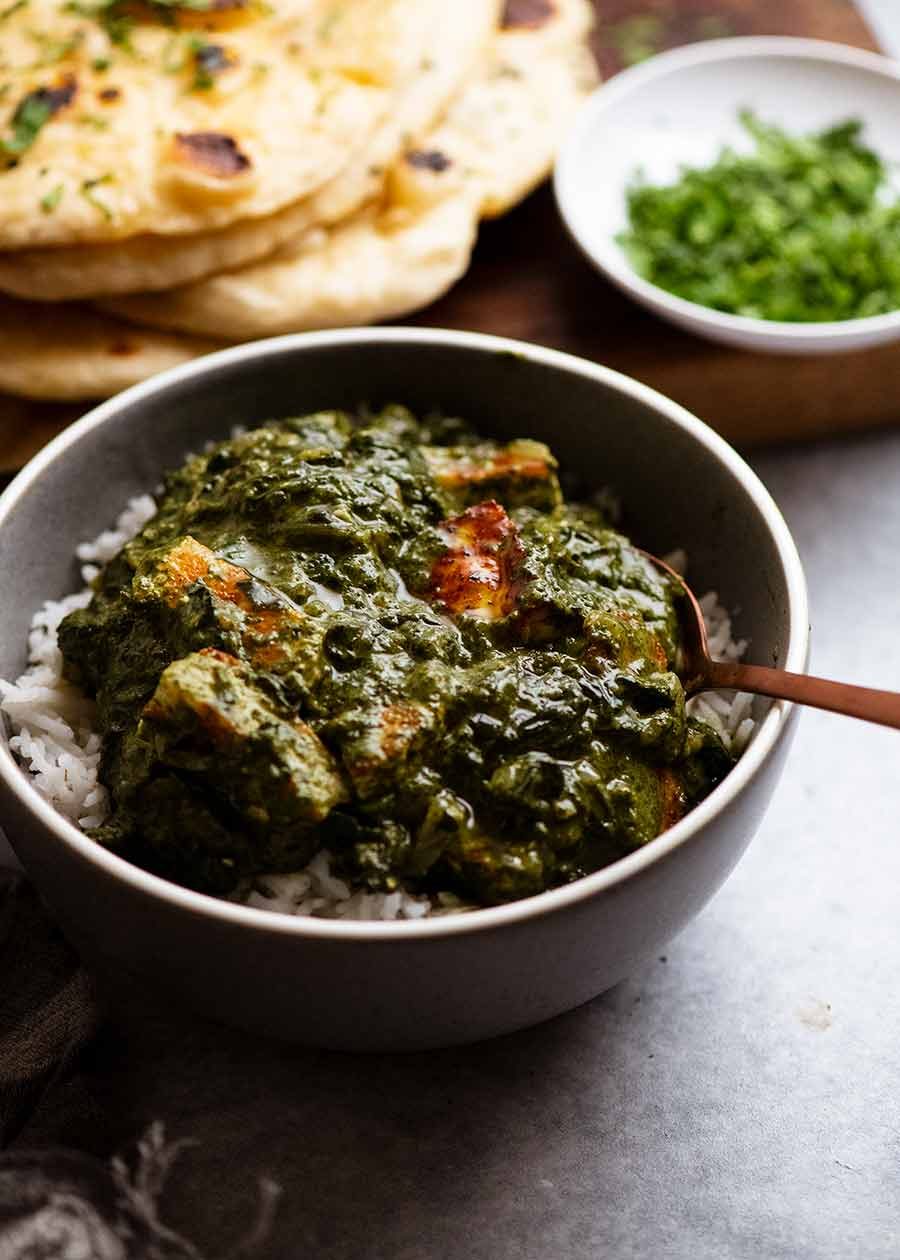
<box><xmin>555</xmin><ymin>37</ymin><xmax>900</xmax><ymax>355</ymax></box>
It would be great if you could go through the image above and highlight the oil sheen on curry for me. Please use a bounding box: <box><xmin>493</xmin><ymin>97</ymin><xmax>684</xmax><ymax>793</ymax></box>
<box><xmin>59</xmin><ymin>408</ymin><xmax>733</xmax><ymax>906</ymax></box>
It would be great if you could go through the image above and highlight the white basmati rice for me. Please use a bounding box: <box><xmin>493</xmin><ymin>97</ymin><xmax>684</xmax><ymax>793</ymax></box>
<box><xmin>239</xmin><ymin>853</ymin><xmax>436</xmax><ymax>922</ymax></box>
<box><xmin>687</xmin><ymin>595</ymin><xmax>755</xmax><ymax>757</ymax></box>
<box><xmin>0</xmin><ymin>497</ymin><xmax>755</xmax><ymax>920</ymax></box>
<box><xmin>0</xmin><ymin>497</ymin><xmax>157</xmax><ymax>831</ymax></box>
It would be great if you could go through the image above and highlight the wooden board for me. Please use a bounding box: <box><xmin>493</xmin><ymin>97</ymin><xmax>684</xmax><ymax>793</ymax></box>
<box><xmin>0</xmin><ymin>0</ymin><xmax>884</xmax><ymax>475</ymax></box>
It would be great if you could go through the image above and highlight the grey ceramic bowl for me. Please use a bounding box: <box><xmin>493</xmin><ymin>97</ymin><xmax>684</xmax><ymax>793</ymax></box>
<box><xmin>0</xmin><ymin>329</ymin><xmax>808</xmax><ymax>1051</ymax></box>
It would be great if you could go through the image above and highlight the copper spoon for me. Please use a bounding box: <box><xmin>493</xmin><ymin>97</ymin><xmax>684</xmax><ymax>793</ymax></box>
<box><xmin>644</xmin><ymin>553</ymin><xmax>900</xmax><ymax>730</ymax></box>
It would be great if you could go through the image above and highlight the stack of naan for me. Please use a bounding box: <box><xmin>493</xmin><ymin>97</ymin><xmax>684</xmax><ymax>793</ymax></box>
<box><xmin>0</xmin><ymin>0</ymin><xmax>597</xmax><ymax>401</ymax></box>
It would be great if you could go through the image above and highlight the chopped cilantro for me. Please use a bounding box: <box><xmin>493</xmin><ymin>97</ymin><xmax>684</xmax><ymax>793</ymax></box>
<box><xmin>77</xmin><ymin>112</ymin><xmax>109</xmax><ymax>129</ymax></box>
<box><xmin>152</xmin><ymin>29</ymin><xmax>238</xmax><ymax>89</ymax></box>
<box><xmin>1</xmin><ymin>78</ymin><xmax>76</xmax><ymax>162</ymax></box>
<box><xmin>28</xmin><ymin>29</ymin><xmax>84</xmax><ymax>67</ymax></box>
<box><xmin>189</xmin><ymin>38</ymin><xmax>234</xmax><ymax>91</ymax></box>
<box><xmin>619</xmin><ymin>111</ymin><xmax>900</xmax><ymax>323</ymax></box>
<box><xmin>63</xmin><ymin>0</ymin><xmax>133</xmax><ymax>48</ymax></box>
<box><xmin>80</xmin><ymin>172</ymin><xmax>114</xmax><ymax>219</ymax></box>
<box><xmin>40</xmin><ymin>181</ymin><xmax>63</xmax><ymax>212</ymax></box>
<box><xmin>2</xmin><ymin>92</ymin><xmax>53</xmax><ymax>160</ymax></box>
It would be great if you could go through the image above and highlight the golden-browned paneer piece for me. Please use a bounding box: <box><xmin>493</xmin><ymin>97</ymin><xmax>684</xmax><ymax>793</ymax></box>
<box><xmin>339</xmin><ymin>700</ymin><xmax>436</xmax><ymax>799</ymax></box>
<box><xmin>140</xmin><ymin>648</ymin><xmax>347</xmax><ymax>829</ymax></box>
<box><xmin>657</xmin><ymin>767</ymin><xmax>687</xmax><ymax>832</ymax></box>
<box><xmin>143</xmin><ymin>535</ymin><xmax>215</xmax><ymax>604</ymax></box>
<box><xmin>427</xmin><ymin>500</ymin><xmax>526</xmax><ymax>622</ymax></box>
<box><xmin>422</xmin><ymin>439</ymin><xmax>561</xmax><ymax>510</ymax></box>
<box><xmin>133</xmin><ymin>535</ymin><xmax>323</xmax><ymax>685</ymax></box>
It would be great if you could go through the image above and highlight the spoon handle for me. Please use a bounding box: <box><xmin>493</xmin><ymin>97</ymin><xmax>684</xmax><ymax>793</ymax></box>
<box><xmin>705</xmin><ymin>661</ymin><xmax>900</xmax><ymax>730</ymax></box>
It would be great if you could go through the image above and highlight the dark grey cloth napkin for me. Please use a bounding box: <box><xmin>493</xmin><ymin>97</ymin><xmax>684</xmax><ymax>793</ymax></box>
<box><xmin>0</xmin><ymin>870</ymin><xmax>280</xmax><ymax>1257</ymax></box>
<box><xmin>0</xmin><ymin>871</ymin><xmax>99</xmax><ymax>1150</ymax></box>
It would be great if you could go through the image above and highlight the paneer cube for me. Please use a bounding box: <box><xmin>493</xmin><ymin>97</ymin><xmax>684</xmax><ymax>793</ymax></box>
<box><xmin>422</xmin><ymin>439</ymin><xmax>560</xmax><ymax>510</ymax></box>
<box><xmin>134</xmin><ymin>535</ymin><xmax>323</xmax><ymax>689</ymax></box>
<box><xmin>140</xmin><ymin>648</ymin><xmax>346</xmax><ymax>830</ymax></box>
<box><xmin>427</xmin><ymin>500</ymin><xmax>526</xmax><ymax>622</ymax></box>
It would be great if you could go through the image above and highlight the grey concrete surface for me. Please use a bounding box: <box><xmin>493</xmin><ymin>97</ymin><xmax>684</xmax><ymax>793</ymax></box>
<box><xmin>10</xmin><ymin>9</ymin><xmax>900</xmax><ymax>1245</ymax></box>
<box><xmin>858</xmin><ymin>0</ymin><xmax>900</xmax><ymax>54</ymax></box>
<box><xmin>16</xmin><ymin>426</ymin><xmax>900</xmax><ymax>1259</ymax></box>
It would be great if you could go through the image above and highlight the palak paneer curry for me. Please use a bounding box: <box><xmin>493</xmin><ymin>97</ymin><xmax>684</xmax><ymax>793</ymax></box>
<box><xmin>58</xmin><ymin>407</ymin><xmax>733</xmax><ymax>906</ymax></box>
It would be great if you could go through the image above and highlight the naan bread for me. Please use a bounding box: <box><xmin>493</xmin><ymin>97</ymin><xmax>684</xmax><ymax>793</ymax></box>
<box><xmin>105</xmin><ymin>0</ymin><xmax>597</xmax><ymax>339</ymax></box>
<box><xmin>0</xmin><ymin>297</ymin><xmax>220</xmax><ymax>400</ymax></box>
<box><xmin>0</xmin><ymin>0</ymin><xmax>597</xmax><ymax>401</ymax></box>
<box><xmin>0</xmin><ymin>192</ymin><xmax>474</xmax><ymax>399</ymax></box>
<box><xmin>0</xmin><ymin>0</ymin><xmax>444</xmax><ymax>248</ymax></box>
<box><xmin>0</xmin><ymin>197</ymin><xmax>319</xmax><ymax>302</ymax></box>
<box><xmin>0</xmin><ymin>0</ymin><xmax>499</xmax><ymax>299</ymax></box>
<box><xmin>437</xmin><ymin>0</ymin><xmax>598</xmax><ymax>217</ymax></box>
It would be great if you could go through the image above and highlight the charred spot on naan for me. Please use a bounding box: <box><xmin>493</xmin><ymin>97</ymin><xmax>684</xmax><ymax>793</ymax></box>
<box><xmin>24</xmin><ymin>77</ymin><xmax>79</xmax><ymax>116</ymax></box>
<box><xmin>171</xmin><ymin>131</ymin><xmax>252</xmax><ymax>179</ymax></box>
<box><xmin>192</xmin><ymin>42</ymin><xmax>240</xmax><ymax>90</ymax></box>
<box><xmin>501</xmin><ymin>0</ymin><xmax>557</xmax><ymax>29</ymax></box>
<box><xmin>1</xmin><ymin>76</ymin><xmax>78</xmax><ymax>165</ymax></box>
<box><xmin>388</xmin><ymin>143</ymin><xmax>461</xmax><ymax>210</ymax></box>
<box><xmin>406</xmin><ymin>149</ymin><xmax>452</xmax><ymax>173</ymax></box>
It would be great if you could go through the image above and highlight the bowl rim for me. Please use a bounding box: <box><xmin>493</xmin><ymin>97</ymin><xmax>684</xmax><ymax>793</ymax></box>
<box><xmin>554</xmin><ymin>35</ymin><xmax>900</xmax><ymax>345</ymax></box>
<box><xmin>0</xmin><ymin>327</ymin><xmax>810</xmax><ymax>941</ymax></box>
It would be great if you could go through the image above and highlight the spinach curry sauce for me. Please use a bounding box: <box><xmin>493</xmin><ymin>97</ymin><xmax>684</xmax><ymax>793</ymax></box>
<box><xmin>58</xmin><ymin>408</ymin><xmax>733</xmax><ymax>906</ymax></box>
